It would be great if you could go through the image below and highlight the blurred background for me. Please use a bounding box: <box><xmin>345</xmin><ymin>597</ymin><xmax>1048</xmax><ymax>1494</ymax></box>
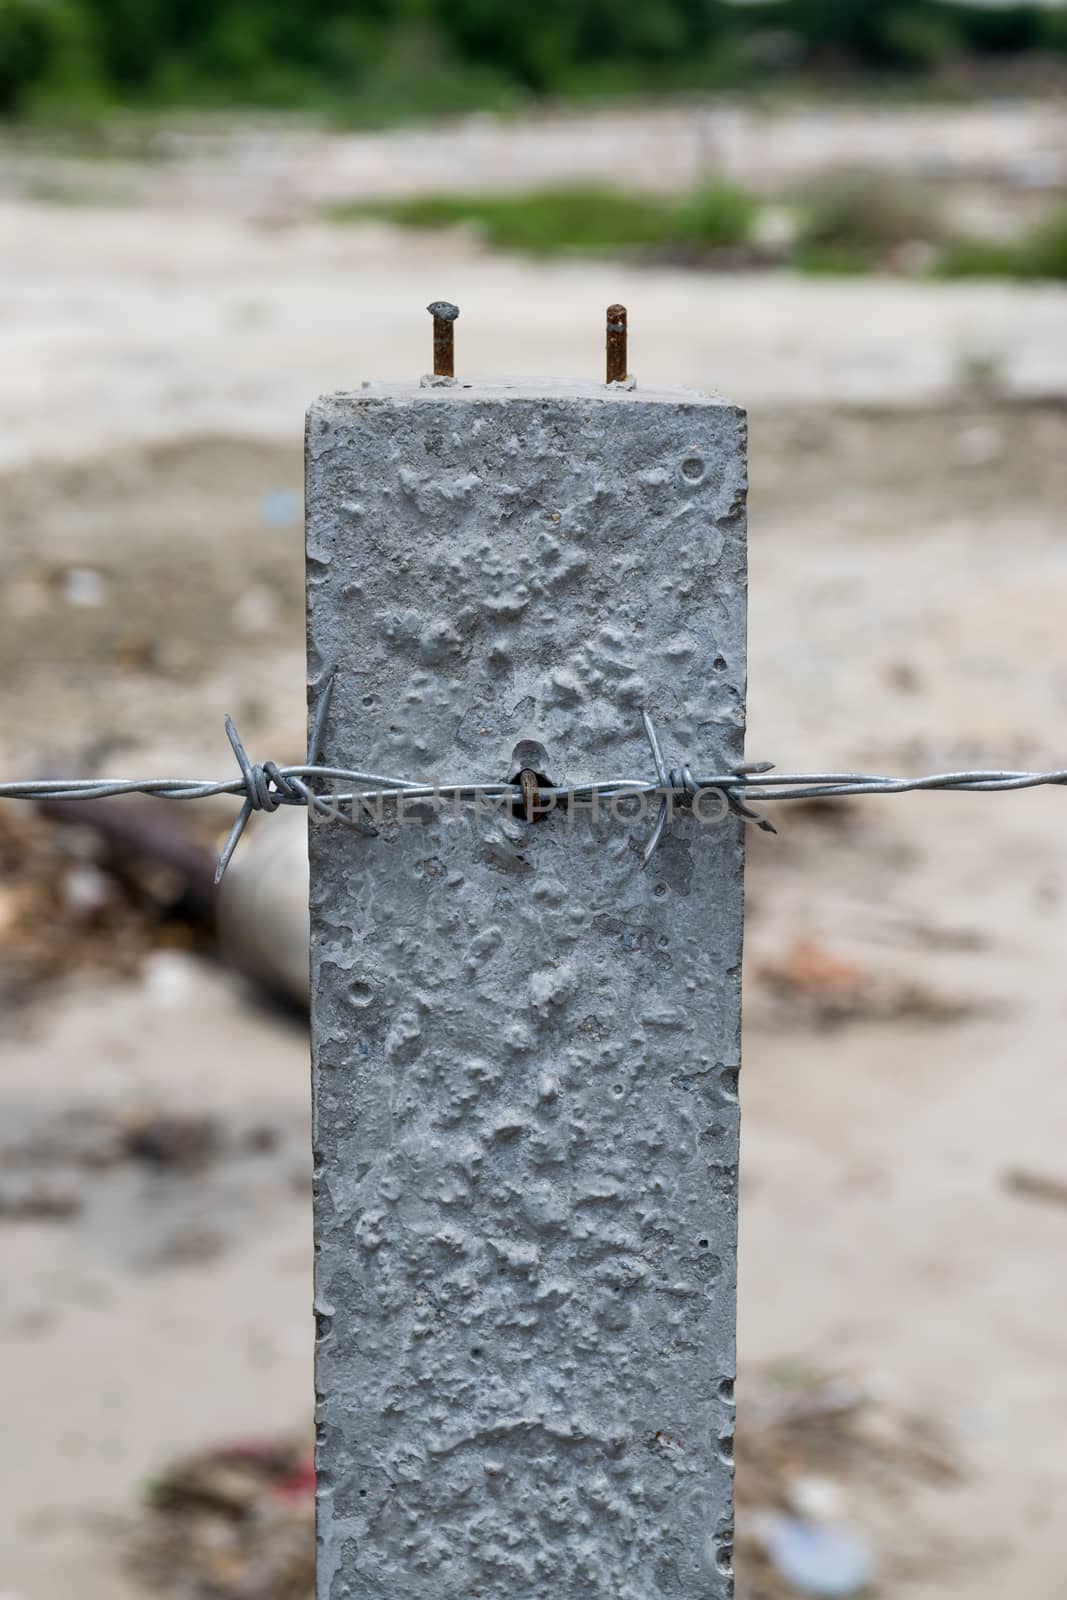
<box><xmin>2</xmin><ymin>2</ymin><xmax>1067</xmax><ymax>1597</ymax></box>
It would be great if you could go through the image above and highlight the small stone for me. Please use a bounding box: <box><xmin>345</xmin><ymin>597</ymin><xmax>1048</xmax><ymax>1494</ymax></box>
<box><xmin>758</xmin><ymin>1514</ymin><xmax>874</xmax><ymax>1598</ymax></box>
<box><xmin>62</xmin><ymin>863</ymin><xmax>114</xmax><ymax>919</ymax></box>
<box><xmin>232</xmin><ymin>584</ymin><xmax>280</xmax><ymax>635</ymax></box>
<box><xmin>953</xmin><ymin>423</ymin><xmax>1003</xmax><ymax>469</ymax></box>
<box><xmin>59</xmin><ymin>567</ymin><xmax>107</xmax><ymax>607</ymax></box>
<box><xmin>259</xmin><ymin>488</ymin><xmax>300</xmax><ymax>526</ymax></box>
<box><xmin>786</xmin><ymin>1474</ymin><xmax>845</xmax><ymax>1522</ymax></box>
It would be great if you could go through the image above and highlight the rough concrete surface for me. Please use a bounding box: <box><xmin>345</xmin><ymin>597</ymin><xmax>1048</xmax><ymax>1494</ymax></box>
<box><xmin>306</xmin><ymin>381</ymin><xmax>747</xmax><ymax>1597</ymax></box>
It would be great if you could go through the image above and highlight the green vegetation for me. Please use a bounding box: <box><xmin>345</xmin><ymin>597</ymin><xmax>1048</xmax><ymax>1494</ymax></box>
<box><xmin>3</xmin><ymin>0</ymin><xmax>1067</xmax><ymax>118</ymax></box>
<box><xmin>939</xmin><ymin>207</ymin><xmax>1067</xmax><ymax>280</ymax></box>
<box><xmin>791</xmin><ymin>177</ymin><xmax>944</xmax><ymax>272</ymax></box>
<box><xmin>331</xmin><ymin>183</ymin><xmax>756</xmax><ymax>258</ymax></box>
<box><xmin>327</xmin><ymin>180</ymin><xmax>1067</xmax><ymax>282</ymax></box>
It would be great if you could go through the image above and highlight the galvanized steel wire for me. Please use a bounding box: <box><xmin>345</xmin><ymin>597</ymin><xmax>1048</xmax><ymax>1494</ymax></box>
<box><xmin>3</xmin><ymin>677</ymin><xmax>1065</xmax><ymax>880</ymax></box>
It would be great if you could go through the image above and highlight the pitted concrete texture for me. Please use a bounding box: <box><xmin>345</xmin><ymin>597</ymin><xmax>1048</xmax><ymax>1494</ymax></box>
<box><xmin>307</xmin><ymin>378</ymin><xmax>747</xmax><ymax>1599</ymax></box>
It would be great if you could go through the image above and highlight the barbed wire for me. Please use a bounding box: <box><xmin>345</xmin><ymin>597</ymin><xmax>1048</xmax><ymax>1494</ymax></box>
<box><xmin>3</xmin><ymin>675</ymin><xmax>1065</xmax><ymax>880</ymax></box>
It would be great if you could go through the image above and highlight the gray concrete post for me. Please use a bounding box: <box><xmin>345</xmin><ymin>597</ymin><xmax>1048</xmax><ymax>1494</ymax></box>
<box><xmin>306</xmin><ymin>377</ymin><xmax>747</xmax><ymax>1599</ymax></box>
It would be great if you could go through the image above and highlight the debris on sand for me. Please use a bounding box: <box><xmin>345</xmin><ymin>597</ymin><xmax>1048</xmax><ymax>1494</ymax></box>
<box><xmin>0</xmin><ymin>807</ymin><xmax>208</xmax><ymax>1009</ymax></box>
<box><xmin>765</xmin><ymin>796</ymin><xmax>862</xmax><ymax>830</ymax></box>
<box><xmin>0</xmin><ymin>1102</ymin><xmax>287</xmax><ymax>1263</ymax></box>
<box><xmin>734</xmin><ymin>1375</ymin><xmax>962</xmax><ymax>1598</ymax></box>
<box><xmin>754</xmin><ymin>934</ymin><xmax>976</xmax><ymax>1028</ymax></box>
<box><xmin>1</xmin><ymin>1105</ymin><xmax>226</xmax><ymax>1180</ymax></box>
<box><xmin>1002</xmin><ymin>1166</ymin><xmax>1067</xmax><ymax>1211</ymax></box>
<box><xmin>127</xmin><ymin>1379</ymin><xmax>961</xmax><ymax>1599</ymax></box>
<box><xmin>0</xmin><ymin>1175</ymin><xmax>82</xmax><ymax>1221</ymax></box>
<box><xmin>130</xmin><ymin>1438</ymin><xmax>315</xmax><ymax>1600</ymax></box>
<box><xmin>121</xmin><ymin>1109</ymin><xmax>222</xmax><ymax>1172</ymax></box>
<box><xmin>755</xmin><ymin>1514</ymin><xmax>874</xmax><ymax>1597</ymax></box>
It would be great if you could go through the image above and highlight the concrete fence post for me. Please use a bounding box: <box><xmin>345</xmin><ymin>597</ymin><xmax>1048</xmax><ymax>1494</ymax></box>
<box><xmin>306</xmin><ymin>373</ymin><xmax>747</xmax><ymax>1598</ymax></box>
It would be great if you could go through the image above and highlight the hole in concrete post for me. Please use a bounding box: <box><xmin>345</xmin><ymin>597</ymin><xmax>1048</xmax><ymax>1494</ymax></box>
<box><xmin>509</xmin><ymin>739</ymin><xmax>551</xmax><ymax>776</ymax></box>
<box><xmin>507</xmin><ymin>739</ymin><xmax>555</xmax><ymax>823</ymax></box>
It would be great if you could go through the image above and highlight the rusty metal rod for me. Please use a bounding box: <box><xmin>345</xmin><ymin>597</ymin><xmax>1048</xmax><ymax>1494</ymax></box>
<box><xmin>427</xmin><ymin>301</ymin><xmax>459</xmax><ymax>379</ymax></box>
<box><xmin>606</xmin><ymin>303</ymin><xmax>628</xmax><ymax>384</ymax></box>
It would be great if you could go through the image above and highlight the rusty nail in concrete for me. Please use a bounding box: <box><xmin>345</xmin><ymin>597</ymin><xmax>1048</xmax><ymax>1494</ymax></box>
<box><xmin>427</xmin><ymin>301</ymin><xmax>459</xmax><ymax>378</ymax></box>
<box><xmin>519</xmin><ymin>769</ymin><xmax>541</xmax><ymax>826</ymax></box>
<box><xmin>606</xmin><ymin>304</ymin><xmax>628</xmax><ymax>385</ymax></box>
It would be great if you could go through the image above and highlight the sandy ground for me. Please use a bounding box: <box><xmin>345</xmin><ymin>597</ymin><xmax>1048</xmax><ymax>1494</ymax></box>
<box><xmin>4</xmin><ymin>204</ymin><xmax>1067</xmax><ymax>473</ymax></box>
<box><xmin>5</xmin><ymin>98</ymin><xmax>1066</xmax><ymax>208</ymax></box>
<box><xmin>3</xmin><ymin>97</ymin><xmax>1067</xmax><ymax>470</ymax></box>
<box><xmin>2</xmin><ymin>104</ymin><xmax>1067</xmax><ymax>1599</ymax></box>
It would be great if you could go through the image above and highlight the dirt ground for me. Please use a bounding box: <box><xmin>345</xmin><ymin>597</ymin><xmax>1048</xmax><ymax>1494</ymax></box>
<box><xmin>2</xmin><ymin>102</ymin><xmax>1067</xmax><ymax>1599</ymax></box>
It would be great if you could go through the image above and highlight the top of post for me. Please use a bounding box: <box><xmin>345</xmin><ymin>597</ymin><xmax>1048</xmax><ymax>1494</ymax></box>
<box><xmin>310</xmin><ymin>377</ymin><xmax>742</xmax><ymax>416</ymax></box>
<box><xmin>308</xmin><ymin>300</ymin><xmax>743</xmax><ymax>415</ymax></box>
<box><xmin>307</xmin><ymin>300</ymin><xmax>745</xmax><ymax>446</ymax></box>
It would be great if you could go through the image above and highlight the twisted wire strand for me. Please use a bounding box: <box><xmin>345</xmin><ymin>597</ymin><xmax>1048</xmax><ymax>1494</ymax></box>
<box><xmin>3</xmin><ymin>680</ymin><xmax>1065</xmax><ymax>880</ymax></box>
<box><xmin>12</xmin><ymin>765</ymin><xmax>1067</xmax><ymax>805</ymax></box>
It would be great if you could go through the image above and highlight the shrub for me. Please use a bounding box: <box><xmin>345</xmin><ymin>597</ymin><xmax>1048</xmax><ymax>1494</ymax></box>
<box><xmin>0</xmin><ymin>0</ymin><xmax>94</xmax><ymax>113</ymax></box>
<box><xmin>940</xmin><ymin>206</ymin><xmax>1067</xmax><ymax>281</ymax></box>
<box><xmin>330</xmin><ymin>181</ymin><xmax>755</xmax><ymax>258</ymax></box>
<box><xmin>793</xmin><ymin>176</ymin><xmax>941</xmax><ymax>272</ymax></box>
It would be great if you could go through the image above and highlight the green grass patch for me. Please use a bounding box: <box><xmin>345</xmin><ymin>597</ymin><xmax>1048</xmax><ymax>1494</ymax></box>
<box><xmin>792</xmin><ymin>181</ymin><xmax>1067</xmax><ymax>281</ymax></box>
<box><xmin>326</xmin><ymin>178</ymin><xmax>1067</xmax><ymax>283</ymax></box>
<box><xmin>325</xmin><ymin>181</ymin><xmax>757</xmax><ymax>259</ymax></box>
<box><xmin>791</xmin><ymin>176</ymin><xmax>944</xmax><ymax>273</ymax></box>
<box><xmin>939</xmin><ymin>205</ymin><xmax>1067</xmax><ymax>281</ymax></box>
